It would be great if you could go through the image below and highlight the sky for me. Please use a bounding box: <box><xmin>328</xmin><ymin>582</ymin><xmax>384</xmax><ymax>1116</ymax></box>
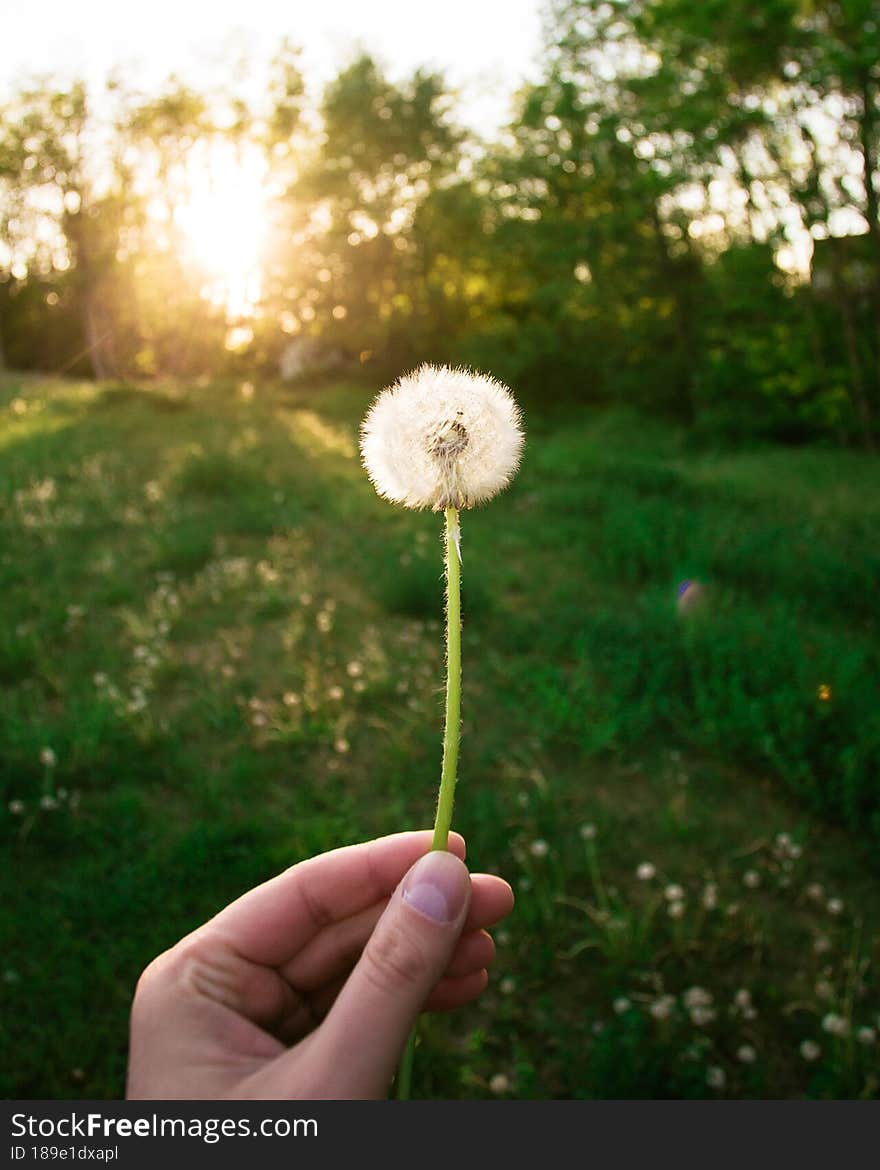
<box><xmin>2</xmin><ymin>0</ymin><xmax>545</xmax><ymax>136</ymax></box>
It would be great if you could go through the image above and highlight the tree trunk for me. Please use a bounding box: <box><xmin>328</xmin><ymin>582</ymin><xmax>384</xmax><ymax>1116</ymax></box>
<box><xmin>84</xmin><ymin>288</ymin><xmax>114</xmax><ymax>380</ymax></box>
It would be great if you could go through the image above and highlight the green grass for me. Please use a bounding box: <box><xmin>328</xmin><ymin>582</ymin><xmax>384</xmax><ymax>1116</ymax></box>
<box><xmin>1</xmin><ymin>373</ymin><xmax>878</xmax><ymax>1100</ymax></box>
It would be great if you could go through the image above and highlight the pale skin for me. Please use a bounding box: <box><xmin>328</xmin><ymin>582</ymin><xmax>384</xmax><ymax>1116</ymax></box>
<box><xmin>127</xmin><ymin>831</ymin><xmax>513</xmax><ymax>1100</ymax></box>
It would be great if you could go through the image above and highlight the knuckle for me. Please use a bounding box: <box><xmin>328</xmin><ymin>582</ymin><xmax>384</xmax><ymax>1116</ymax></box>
<box><xmin>361</xmin><ymin>920</ymin><xmax>431</xmax><ymax>996</ymax></box>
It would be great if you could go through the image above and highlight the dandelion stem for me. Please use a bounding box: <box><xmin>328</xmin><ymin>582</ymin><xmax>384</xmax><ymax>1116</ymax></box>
<box><xmin>397</xmin><ymin>507</ymin><xmax>463</xmax><ymax>1100</ymax></box>
<box><xmin>433</xmin><ymin>506</ymin><xmax>462</xmax><ymax>852</ymax></box>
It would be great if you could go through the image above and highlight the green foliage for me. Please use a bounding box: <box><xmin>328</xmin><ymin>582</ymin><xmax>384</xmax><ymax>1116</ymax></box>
<box><xmin>2</xmin><ymin>5</ymin><xmax>878</xmax><ymax>444</ymax></box>
<box><xmin>1</xmin><ymin>375</ymin><xmax>878</xmax><ymax>1101</ymax></box>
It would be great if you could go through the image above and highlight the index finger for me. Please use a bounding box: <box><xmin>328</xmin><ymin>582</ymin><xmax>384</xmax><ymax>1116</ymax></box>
<box><xmin>206</xmin><ymin>830</ymin><xmax>467</xmax><ymax>967</ymax></box>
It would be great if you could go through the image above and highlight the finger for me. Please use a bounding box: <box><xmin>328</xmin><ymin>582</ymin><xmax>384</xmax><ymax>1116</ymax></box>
<box><xmin>446</xmin><ymin>929</ymin><xmax>495</xmax><ymax>979</ymax></box>
<box><xmin>283</xmin><ymin>872</ymin><xmax>510</xmax><ymax>991</ymax></box>
<box><xmin>300</xmin><ymin>851</ymin><xmax>473</xmax><ymax>1097</ymax></box>
<box><xmin>424</xmin><ymin>969</ymin><xmax>489</xmax><ymax>1012</ymax></box>
<box><xmin>208</xmin><ymin>831</ymin><xmax>466</xmax><ymax>966</ymax></box>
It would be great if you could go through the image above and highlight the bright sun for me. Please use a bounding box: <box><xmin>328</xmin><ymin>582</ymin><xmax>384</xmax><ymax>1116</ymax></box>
<box><xmin>174</xmin><ymin>142</ymin><xmax>268</xmax><ymax>322</ymax></box>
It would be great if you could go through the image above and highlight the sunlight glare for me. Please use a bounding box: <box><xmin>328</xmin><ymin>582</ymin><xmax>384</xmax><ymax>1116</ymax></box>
<box><xmin>174</xmin><ymin>142</ymin><xmax>268</xmax><ymax>319</ymax></box>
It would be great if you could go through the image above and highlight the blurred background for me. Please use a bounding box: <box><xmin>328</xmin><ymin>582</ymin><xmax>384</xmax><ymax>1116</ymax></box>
<box><xmin>1</xmin><ymin>0</ymin><xmax>879</xmax><ymax>1099</ymax></box>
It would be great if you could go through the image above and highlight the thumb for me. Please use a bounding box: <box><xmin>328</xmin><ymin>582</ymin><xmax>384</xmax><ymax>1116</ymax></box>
<box><xmin>311</xmin><ymin>849</ymin><xmax>472</xmax><ymax>1097</ymax></box>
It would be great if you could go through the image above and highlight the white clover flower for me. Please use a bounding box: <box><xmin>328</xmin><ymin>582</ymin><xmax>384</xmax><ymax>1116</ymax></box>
<box><xmin>856</xmin><ymin>1026</ymin><xmax>876</xmax><ymax>1046</ymax></box>
<box><xmin>360</xmin><ymin>364</ymin><xmax>524</xmax><ymax>511</ymax></box>
<box><xmin>743</xmin><ymin>869</ymin><xmax>760</xmax><ymax>889</ymax></box>
<box><xmin>821</xmin><ymin>1013</ymin><xmax>849</xmax><ymax>1038</ymax></box>
<box><xmin>737</xmin><ymin>1045</ymin><xmax>757</xmax><ymax>1064</ymax></box>
<box><xmin>636</xmin><ymin>862</ymin><xmax>656</xmax><ymax>881</ymax></box>
<box><xmin>488</xmin><ymin>1073</ymin><xmax>510</xmax><ymax>1094</ymax></box>
<box><xmin>800</xmin><ymin>1039</ymin><xmax>821</xmax><ymax>1061</ymax></box>
<box><xmin>8</xmin><ymin>799</ymin><xmax>25</xmax><ymax>816</ymax></box>
<box><xmin>39</xmin><ymin>747</ymin><xmax>57</xmax><ymax>769</ymax></box>
<box><xmin>579</xmin><ymin>823</ymin><xmax>597</xmax><ymax>841</ymax></box>
<box><xmin>664</xmin><ymin>884</ymin><xmax>685</xmax><ymax>902</ymax></box>
<box><xmin>650</xmin><ymin>994</ymin><xmax>676</xmax><ymax>1021</ymax></box>
<box><xmin>706</xmin><ymin>1066</ymin><xmax>726</xmax><ymax>1090</ymax></box>
<box><xmin>690</xmin><ymin>1006</ymin><xmax>716</xmax><ymax>1027</ymax></box>
<box><xmin>683</xmin><ymin>987</ymin><xmax>713</xmax><ymax>1011</ymax></box>
<box><xmin>702</xmin><ymin>882</ymin><xmax>718</xmax><ymax>910</ymax></box>
<box><xmin>613</xmin><ymin>996</ymin><xmax>632</xmax><ymax>1015</ymax></box>
<box><xmin>826</xmin><ymin>898</ymin><xmax>844</xmax><ymax>916</ymax></box>
<box><xmin>529</xmin><ymin>839</ymin><xmax>549</xmax><ymax>859</ymax></box>
<box><xmin>667</xmin><ymin>900</ymin><xmax>685</xmax><ymax>919</ymax></box>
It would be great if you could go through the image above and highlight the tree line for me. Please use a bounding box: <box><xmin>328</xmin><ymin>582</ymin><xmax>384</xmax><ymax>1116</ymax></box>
<box><xmin>1</xmin><ymin>0</ymin><xmax>878</xmax><ymax>447</ymax></box>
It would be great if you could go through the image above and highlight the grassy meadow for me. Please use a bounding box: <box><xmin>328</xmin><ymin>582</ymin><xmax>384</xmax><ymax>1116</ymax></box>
<box><xmin>1</xmin><ymin>372</ymin><xmax>879</xmax><ymax>1100</ymax></box>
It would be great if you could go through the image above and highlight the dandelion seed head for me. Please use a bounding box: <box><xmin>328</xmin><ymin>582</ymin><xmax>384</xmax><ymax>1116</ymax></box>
<box><xmin>360</xmin><ymin>364</ymin><xmax>524</xmax><ymax>511</ymax></box>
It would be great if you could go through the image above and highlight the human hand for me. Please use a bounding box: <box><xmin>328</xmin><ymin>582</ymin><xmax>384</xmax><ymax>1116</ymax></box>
<box><xmin>126</xmin><ymin>831</ymin><xmax>513</xmax><ymax>1099</ymax></box>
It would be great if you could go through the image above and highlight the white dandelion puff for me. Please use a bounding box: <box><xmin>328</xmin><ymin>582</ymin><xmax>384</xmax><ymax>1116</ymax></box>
<box><xmin>359</xmin><ymin>364</ymin><xmax>524</xmax><ymax>511</ymax></box>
